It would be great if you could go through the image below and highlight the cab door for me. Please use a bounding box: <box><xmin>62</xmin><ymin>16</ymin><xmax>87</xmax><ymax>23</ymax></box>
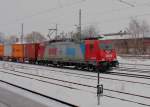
<box><xmin>85</xmin><ymin>40</ymin><xmax>99</xmax><ymax>61</ymax></box>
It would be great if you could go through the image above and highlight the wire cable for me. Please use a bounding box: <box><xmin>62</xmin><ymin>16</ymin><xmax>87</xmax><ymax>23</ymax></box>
<box><xmin>0</xmin><ymin>0</ymin><xmax>86</xmax><ymax>27</ymax></box>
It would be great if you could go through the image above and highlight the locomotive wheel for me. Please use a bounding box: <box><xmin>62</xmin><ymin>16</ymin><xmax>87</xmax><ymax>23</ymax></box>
<box><xmin>78</xmin><ymin>66</ymin><xmax>82</xmax><ymax>70</ymax></box>
<box><xmin>88</xmin><ymin>66</ymin><xmax>94</xmax><ymax>72</ymax></box>
<box><xmin>74</xmin><ymin>66</ymin><xmax>78</xmax><ymax>69</ymax></box>
<box><xmin>75</xmin><ymin>64</ymin><xmax>81</xmax><ymax>70</ymax></box>
<box><xmin>57</xmin><ymin>63</ymin><xmax>63</xmax><ymax>68</ymax></box>
<box><xmin>59</xmin><ymin>64</ymin><xmax>64</xmax><ymax>68</ymax></box>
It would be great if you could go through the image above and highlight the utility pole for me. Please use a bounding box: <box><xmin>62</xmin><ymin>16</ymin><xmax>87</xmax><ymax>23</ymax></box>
<box><xmin>21</xmin><ymin>23</ymin><xmax>24</xmax><ymax>43</ymax></box>
<box><xmin>79</xmin><ymin>9</ymin><xmax>81</xmax><ymax>40</ymax></box>
<box><xmin>21</xmin><ymin>23</ymin><xmax>24</xmax><ymax>63</ymax></box>
<box><xmin>56</xmin><ymin>24</ymin><xmax>58</xmax><ymax>37</ymax></box>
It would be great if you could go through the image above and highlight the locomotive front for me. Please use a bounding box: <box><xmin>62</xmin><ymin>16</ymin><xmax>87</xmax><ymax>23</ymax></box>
<box><xmin>98</xmin><ymin>40</ymin><xmax>119</xmax><ymax>70</ymax></box>
<box><xmin>85</xmin><ymin>39</ymin><xmax>119</xmax><ymax>71</ymax></box>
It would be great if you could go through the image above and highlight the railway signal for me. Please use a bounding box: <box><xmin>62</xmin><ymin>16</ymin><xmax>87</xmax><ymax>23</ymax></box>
<box><xmin>97</xmin><ymin>68</ymin><xmax>103</xmax><ymax>105</ymax></box>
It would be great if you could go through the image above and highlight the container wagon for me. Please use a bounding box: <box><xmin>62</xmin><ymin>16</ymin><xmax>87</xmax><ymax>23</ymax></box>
<box><xmin>0</xmin><ymin>44</ymin><xmax>4</xmax><ymax>60</ymax></box>
<box><xmin>12</xmin><ymin>44</ymin><xmax>24</xmax><ymax>62</ymax></box>
<box><xmin>4</xmin><ymin>44</ymin><xmax>12</xmax><ymax>61</ymax></box>
<box><xmin>24</xmin><ymin>43</ymin><xmax>39</xmax><ymax>63</ymax></box>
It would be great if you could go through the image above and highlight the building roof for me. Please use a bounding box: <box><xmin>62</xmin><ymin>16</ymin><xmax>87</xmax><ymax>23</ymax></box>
<box><xmin>100</xmin><ymin>32</ymin><xmax>150</xmax><ymax>40</ymax></box>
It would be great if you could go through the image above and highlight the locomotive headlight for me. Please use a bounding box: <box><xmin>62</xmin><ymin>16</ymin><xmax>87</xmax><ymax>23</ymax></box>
<box><xmin>101</xmin><ymin>58</ymin><xmax>105</xmax><ymax>61</ymax></box>
<box><xmin>114</xmin><ymin>58</ymin><xmax>116</xmax><ymax>60</ymax></box>
<box><xmin>106</xmin><ymin>54</ymin><xmax>112</xmax><ymax>58</ymax></box>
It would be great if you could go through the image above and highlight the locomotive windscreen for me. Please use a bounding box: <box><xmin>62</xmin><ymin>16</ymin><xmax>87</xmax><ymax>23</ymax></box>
<box><xmin>99</xmin><ymin>43</ymin><xmax>112</xmax><ymax>50</ymax></box>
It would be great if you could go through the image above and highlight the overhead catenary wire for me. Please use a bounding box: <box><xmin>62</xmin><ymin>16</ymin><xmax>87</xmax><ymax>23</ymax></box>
<box><xmin>90</xmin><ymin>1</ymin><xmax>150</xmax><ymax>16</ymax></box>
<box><xmin>1</xmin><ymin>0</ymin><xmax>150</xmax><ymax>34</ymax></box>
<box><xmin>0</xmin><ymin>0</ymin><xmax>86</xmax><ymax>27</ymax></box>
<box><xmin>1</xmin><ymin>0</ymin><xmax>150</xmax><ymax>28</ymax></box>
<box><xmin>92</xmin><ymin>12</ymin><xmax>150</xmax><ymax>24</ymax></box>
<box><xmin>84</xmin><ymin>0</ymin><xmax>150</xmax><ymax>23</ymax></box>
<box><xmin>29</xmin><ymin>0</ymin><xmax>150</xmax><ymax>31</ymax></box>
<box><xmin>117</xmin><ymin>0</ymin><xmax>135</xmax><ymax>7</ymax></box>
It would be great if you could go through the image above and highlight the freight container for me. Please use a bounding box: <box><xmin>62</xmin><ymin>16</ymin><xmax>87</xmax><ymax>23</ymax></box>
<box><xmin>0</xmin><ymin>44</ymin><xmax>4</xmax><ymax>59</ymax></box>
<box><xmin>37</xmin><ymin>42</ymin><xmax>47</xmax><ymax>61</ymax></box>
<box><xmin>12</xmin><ymin>44</ymin><xmax>24</xmax><ymax>62</ymax></box>
<box><xmin>4</xmin><ymin>44</ymin><xmax>12</xmax><ymax>60</ymax></box>
<box><xmin>24</xmin><ymin>43</ymin><xmax>39</xmax><ymax>63</ymax></box>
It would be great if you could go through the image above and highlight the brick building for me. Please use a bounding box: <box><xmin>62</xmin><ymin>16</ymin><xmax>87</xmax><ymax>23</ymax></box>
<box><xmin>101</xmin><ymin>33</ymin><xmax>150</xmax><ymax>54</ymax></box>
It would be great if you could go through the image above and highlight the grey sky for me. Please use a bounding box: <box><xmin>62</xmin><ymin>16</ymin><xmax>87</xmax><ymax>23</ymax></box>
<box><xmin>0</xmin><ymin>0</ymin><xmax>150</xmax><ymax>37</ymax></box>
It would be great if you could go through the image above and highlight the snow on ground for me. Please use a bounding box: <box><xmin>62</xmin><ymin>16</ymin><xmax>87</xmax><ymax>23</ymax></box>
<box><xmin>117</xmin><ymin>56</ymin><xmax>150</xmax><ymax>75</ymax></box>
<box><xmin>1</xmin><ymin>61</ymin><xmax>150</xmax><ymax>98</ymax></box>
<box><xmin>118</xmin><ymin>56</ymin><xmax>150</xmax><ymax>65</ymax></box>
<box><xmin>0</xmin><ymin>70</ymin><xmax>146</xmax><ymax>107</ymax></box>
<box><xmin>0</xmin><ymin>82</ymin><xmax>70</xmax><ymax>107</ymax></box>
<box><xmin>0</xmin><ymin>102</ymin><xmax>8</xmax><ymax>107</ymax></box>
<box><xmin>0</xmin><ymin>58</ymin><xmax>149</xmax><ymax>107</ymax></box>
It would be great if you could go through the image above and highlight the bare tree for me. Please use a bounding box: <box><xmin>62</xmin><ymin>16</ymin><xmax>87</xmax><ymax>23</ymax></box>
<box><xmin>127</xmin><ymin>18</ymin><xmax>150</xmax><ymax>54</ymax></box>
<box><xmin>82</xmin><ymin>24</ymin><xmax>99</xmax><ymax>38</ymax></box>
<box><xmin>140</xmin><ymin>20</ymin><xmax>150</xmax><ymax>54</ymax></box>
<box><xmin>25</xmin><ymin>31</ymin><xmax>46</xmax><ymax>43</ymax></box>
<box><xmin>5</xmin><ymin>35</ymin><xmax>18</xmax><ymax>44</ymax></box>
<box><xmin>0</xmin><ymin>32</ymin><xmax>5</xmax><ymax>43</ymax></box>
<box><xmin>71</xmin><ymin>24</ymin><xmax>99</xmax><ymax>40</ymax></box>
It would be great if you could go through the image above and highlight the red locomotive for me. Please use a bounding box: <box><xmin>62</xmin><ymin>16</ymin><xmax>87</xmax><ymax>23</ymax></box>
<box><xmin>85</xmin><ymin>39</ymin><xmax>118</xmax><ymax>71</ymax></box>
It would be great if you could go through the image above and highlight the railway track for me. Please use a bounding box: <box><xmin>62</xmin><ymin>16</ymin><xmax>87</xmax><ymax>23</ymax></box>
<box><xmin>14</xmin><ymin>62</ymin><xmax>150</xmax><ymax>80</ymax></box>
<box><xmin>1</xmin><ymin>61</ymin><xmax>150</xmax><ymax>86</ymax></box>
<box><xmin>0</xmin><ymin>66</ymin><xmax>150</xmax><ymax>106</ymax></box>
<box><xmin>117</xmin><ymin>66</ymin><xmax>150</xmax><ymax>74</ymax></box>
<box><xmin>105</xmin><ymin>71</ymin><xmax>150</xmax><ymax>79</ymax></box>
<box><xmin>1</xmin><ymin>64</ymin><xmax>150</xmax><ymax>98</ymax></box>
<box><xmin>115</xmin><ymin>62</ymin><xmax>150</xmax><ymax>75</ymax></box>
<box><xmin>16</xmin><ymin>65</ymin><xmax>150</xmax><ymax>85</ymax></box>
<box><xmin>120</xmin><ymin>62</ymin><xmax>150</xmax><ymax>67</ymax></box>
<box><xmin>0</xmin><ymin>79</ymin><xmax>78</xmax><ymax>107</ymax></box>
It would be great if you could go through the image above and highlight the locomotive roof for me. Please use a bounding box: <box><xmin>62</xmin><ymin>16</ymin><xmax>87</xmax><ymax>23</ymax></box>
<box><xmin>48</xmin><ymin>37</ymin><xmax>104</xmax><ymax>43</ymax></box>
<box><xmin>49</xmin><ymin>39</ymin><xmax>74</xmax><ymax>43</ymax></box>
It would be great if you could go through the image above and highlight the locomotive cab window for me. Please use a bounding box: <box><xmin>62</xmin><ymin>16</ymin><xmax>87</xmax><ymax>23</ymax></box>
<box><xmin>99</xmin><ymin>43</ymin><xmax>112</xmax><ymax>50</ymax></box>
<box><xmin>89</xmin><ymin>44</ymin><xmax>94</xmax><ymax>50</ymax></box>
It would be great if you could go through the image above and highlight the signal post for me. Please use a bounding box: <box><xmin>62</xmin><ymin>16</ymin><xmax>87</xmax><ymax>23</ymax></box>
<box><xmin>97</xmin><ymin>67</ymin><xmax>103</xmax><ymax>105</ymax></box>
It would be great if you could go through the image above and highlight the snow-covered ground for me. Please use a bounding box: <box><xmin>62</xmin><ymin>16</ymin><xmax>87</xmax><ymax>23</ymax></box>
<box><xmin>0</xmin><ymin>56</ymin><xmax>149</xmax><ymax>107</ymax></box>
<box><xmin>118</xmin><ymin>56</ymin><xmax>150</xmax><ymax>65</ymax></box>
<box><xmin>0</xmin><ymin>82</ymin><xmax>70</xmax><ymax>107</ymax></box>
<box><xmin>117</xmin><ymin>56</ymin><xmax>150</xmax><ymax>74</ymax></box>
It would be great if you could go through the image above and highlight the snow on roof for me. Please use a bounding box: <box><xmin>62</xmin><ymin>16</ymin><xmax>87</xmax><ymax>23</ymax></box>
<box><xmin>100</xmin><ymin>32</ymin><xmax>150</xmax><ymax>40</ymax></box>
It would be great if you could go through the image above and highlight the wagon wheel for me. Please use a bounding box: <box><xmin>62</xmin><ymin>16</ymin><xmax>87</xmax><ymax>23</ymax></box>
<box><xmin>88</xmin><ymin>65</ymin><xmax>94</xmax><ymax>72</ymax></box>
